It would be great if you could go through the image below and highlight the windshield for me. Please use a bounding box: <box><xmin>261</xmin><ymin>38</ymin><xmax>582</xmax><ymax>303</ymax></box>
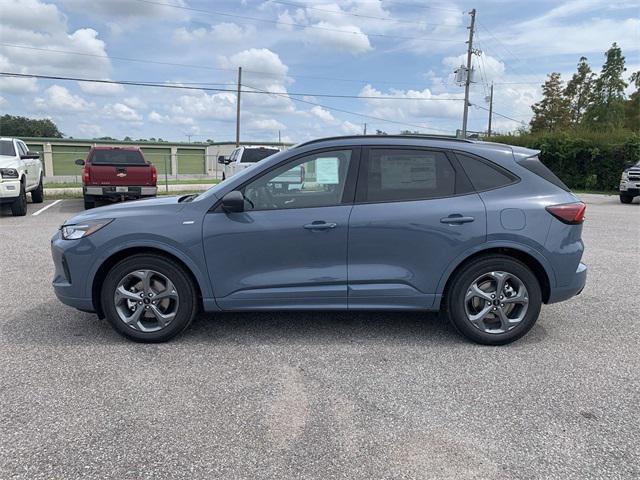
<box><xmin>91</xmin><ymin>149</ymin><xmax>147</xmax><ymax>165</ymax></box>
<box><xmin>241</xmin><ymin>148</ymin><xmax>279</xmax><ymax>163</ymax></box>
<box><xmin>0</xmin><ymin>140</ymin><xmax>16</xmax><ymax>157</ymax></box>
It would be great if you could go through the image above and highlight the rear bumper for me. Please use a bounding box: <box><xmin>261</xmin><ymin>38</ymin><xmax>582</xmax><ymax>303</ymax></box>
<box><xmin>84</xmin><ymin>186</ymin><xmax>157</xmax><ymax>197</ymax></box>
<box><xmin>547</xmin><ymin>262</ymin><xmax>587</xmax><ymax>304</ymax></box>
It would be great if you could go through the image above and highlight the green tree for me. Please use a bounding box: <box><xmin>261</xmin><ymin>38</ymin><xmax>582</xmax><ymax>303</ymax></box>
<box><xmin>0</xmin><ymin>114</ymin><xmax>63</xmax><ymax>137</ymax></box>
<box><xmin>530</xmin><ymin>72</ymin><xmax>570</xmax><ymax>133</ymax></box>
<box><xmin>624</xmin><ymin>71</ymin><xmax>639</xmax><ymax>132</ymax></box>
<box><xmin>584</xmin><ymin>42</ymin><xmax>628</xmax><ymax>129</ymax></box>
<box><xmin>564</xmin><ymin>56</ymin><xmax>595</xmax><ymax>127</ymax></box>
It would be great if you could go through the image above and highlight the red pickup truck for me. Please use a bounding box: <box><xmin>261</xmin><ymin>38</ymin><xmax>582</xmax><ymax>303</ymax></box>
<box><xmin>76</xmin><ymin>146</ymin><xmax>157</xmax><ymax>209</ymax></box>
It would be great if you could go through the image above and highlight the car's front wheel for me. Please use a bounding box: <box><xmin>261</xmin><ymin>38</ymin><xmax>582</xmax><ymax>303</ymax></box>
<box><xmin>101</xmin><ymin>254</ymin><xmax>198</xmax><ymax>342</ymax></box>
<box><xmin>444</xmin><ymin>255</ymin><xmax>542</xmax><ymax>345</ymax></box>
<box><xmin>31</xmin><ymin>175</ymin><xmax>44</xmax><ymax>203</ymax></box>
<box><xmin>10</xmin><ymin>180</ymin><xmax>27</xmax><ymax>216</ymax></box>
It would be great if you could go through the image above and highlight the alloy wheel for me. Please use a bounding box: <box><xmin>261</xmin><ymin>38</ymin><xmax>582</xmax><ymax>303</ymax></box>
<box><xmin>113</xmin><ymin>269</ymin><xmax>179</xmax><ymax>332</ymax></box>
<box><xmin>464</xmin><ymin>271</ymin><xmax>529</xmax><ymax>334</ymax></box>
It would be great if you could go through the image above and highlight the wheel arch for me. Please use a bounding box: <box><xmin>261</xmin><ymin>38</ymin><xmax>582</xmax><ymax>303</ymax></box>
<box><xmin>91</xmin><ymin>246</ymin><xmax>205</xmax><ymax>318</ymax></box>
<box><xmin>438</xmin><ymin>245</ymin><xmax>553</xmax><ymax>305</ymax></box>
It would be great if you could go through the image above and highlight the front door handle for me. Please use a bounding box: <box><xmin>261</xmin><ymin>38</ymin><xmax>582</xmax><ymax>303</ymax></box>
<box><xmin>440</xmin><ymin>215</ymin><xmax>475</xmax><ymax>225</ymax></box>
<box><xmin>304</xmin><ymin>221</ymin><xmax>337</xmax><ymax>230</ymax></box>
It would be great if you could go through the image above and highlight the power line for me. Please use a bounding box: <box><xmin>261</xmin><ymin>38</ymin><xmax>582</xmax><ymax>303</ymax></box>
<box><xmin>0</xmin><ymin>72</ymin><xmax>464</xmax><ymax>101</ymax></box>
<box><xmin>472</xmin><ymin>103</ymin><xmax>524</xmax><ymax>124</ymax></box>
<box><xmin>242</xmin><ymin>82</ymin><xmax>455</xmax><ymax>133</ymax></box>
<box><xmin>0</xmin><ymin>42</ymin><xmax>444</xmax><ymax>87</ymax></box>
<box><xmin>269</xmin><ymin>0</ymin><xmax>459</xmax><ymax>28</ymax></box>
<box><xmin>134</xmin><ymin>0</ymin><xmax>464</xmax><ymax>43</ymax></box>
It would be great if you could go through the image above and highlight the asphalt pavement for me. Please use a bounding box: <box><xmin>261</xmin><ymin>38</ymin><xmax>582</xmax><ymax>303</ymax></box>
<box><xmin>0</xmin><ymin>194</ymin><xmax>638</xmax><ymax>479</ymax></box>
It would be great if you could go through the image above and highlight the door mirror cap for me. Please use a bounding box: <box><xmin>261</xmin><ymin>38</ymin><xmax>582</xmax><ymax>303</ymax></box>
<box><xmin>75</xmin><ymin>159</ymin><xmax>85</xmax><ymax>166</ymax></box>
<box><xmin>221</xmin><ymin>191</ymin><xmax>244</xmax><ymax>213</ymax></box>
<box><xmin>217</xmin><ymin>155</ymin><xmax>227</xmax><ymax>164</ymax></box>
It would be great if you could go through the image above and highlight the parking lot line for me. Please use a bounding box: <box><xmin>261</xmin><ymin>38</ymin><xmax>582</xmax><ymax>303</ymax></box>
<box><xmin>32</xmin><ymin>199</ymin><xmax>62</xmax><ymax>216</ymax></box>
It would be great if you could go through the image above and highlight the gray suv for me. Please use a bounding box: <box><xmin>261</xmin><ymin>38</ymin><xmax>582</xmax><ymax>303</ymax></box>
<box><xmin>51</xmin><ymin>136</ymin><xmax>587</xmax><ymax>345</ymax></box>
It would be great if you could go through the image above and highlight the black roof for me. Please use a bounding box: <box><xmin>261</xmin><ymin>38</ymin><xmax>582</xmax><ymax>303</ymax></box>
<box><xmin>295</xmin><ymin>134</ymin><xmax>475</xmax><ymax>149</ymax></box>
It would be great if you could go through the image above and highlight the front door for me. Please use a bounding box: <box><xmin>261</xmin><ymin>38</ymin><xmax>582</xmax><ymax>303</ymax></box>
<box><xmin>202</xmin><ymin>148</ymin><xmax>359</xmax><ymax>310</ymax></box>
<box><xmin>348</xmin><ymin>147</ymin><xmax>487</xmax><ymax>309</ymax></box>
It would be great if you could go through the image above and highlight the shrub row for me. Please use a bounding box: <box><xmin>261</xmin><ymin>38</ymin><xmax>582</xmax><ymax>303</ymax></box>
<box><xmin>490</xmin><ymin>131</ymin><xmax>640</xmax><ymax>192</ymax></box>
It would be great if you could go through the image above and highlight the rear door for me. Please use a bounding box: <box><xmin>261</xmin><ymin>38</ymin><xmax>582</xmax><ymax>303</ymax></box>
<box><xmin>347</xmin><ymin>147</ymin><xmax>486</xmax><ymax>309</ymax></box>
<box><xmin>88</xmin><ymin>149</ymin><xmax>153</xmax><ymax>186</ymax></box>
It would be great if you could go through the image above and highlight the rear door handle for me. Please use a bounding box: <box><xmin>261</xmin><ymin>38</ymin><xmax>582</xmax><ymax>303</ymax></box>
<box><xmin>440</xmin><ymin>215</ymin><xmax>475</xmax><ymax>225</ymax></box>
<box><xmin>304</xmin><ymin>221</ymin><xmax>337</xmax><ymax>230</ymax></box>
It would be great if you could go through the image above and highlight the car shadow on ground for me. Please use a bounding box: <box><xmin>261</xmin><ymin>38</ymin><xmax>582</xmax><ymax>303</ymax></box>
<box><xmin>4</xmin><ymin>301</ymin><xmax>548</xmax><ymax>348</ymax></box>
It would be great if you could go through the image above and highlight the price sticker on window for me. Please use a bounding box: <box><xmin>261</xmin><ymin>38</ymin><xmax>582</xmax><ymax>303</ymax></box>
<box><xmin>315</xmin><ymin>157</ymin><xmax>340</xmax><ymax>184</ymax></box>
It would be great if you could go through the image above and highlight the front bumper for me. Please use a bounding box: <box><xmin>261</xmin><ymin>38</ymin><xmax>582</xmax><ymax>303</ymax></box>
<box><xmin>0</xmin><ymin>179</ymin><xmax>21</xmax><ymax>202</ymax></box>
<box><xmin>84</xmin><ymin>185</ymin><xmax>157</xmax><ymax>197</ymax></box>
<box><xmin>620</xmin><ymin>180</ymin><xmax>640</xmax><ymax>194</ymax></box>
<box><xmin>547</xmin><ymin>262</ymin><xmax>587</xmax><ymax>304</ymax></box>
<box><xmin>51</xmin><ymin>230</ymin><xmax>96</xmax><ymax>312</ymax></box>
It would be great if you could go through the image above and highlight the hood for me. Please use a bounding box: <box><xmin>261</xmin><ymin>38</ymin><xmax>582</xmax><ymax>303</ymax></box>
<box><xmin>64</xmin><ymin>195</ymin><xmax>185</xmax><ymax>225</ymax></box>
<box><xmin>0</xmin><ymin>156</ymin><xmax>20</xmax><ymax>168</ymax></box>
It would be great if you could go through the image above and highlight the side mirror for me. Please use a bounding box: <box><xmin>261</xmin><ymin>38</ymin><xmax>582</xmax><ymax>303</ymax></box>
<box><xmin>221</xmin><ymin>191</ymin><xmax>245</xmax><ymax>213</ymax></box>
<box><xmin>75</xmin><ymin>159</ymin><xmax>85</xmax><ymax>166</ymax></box>
<box><xmin>217</xmin><ymin>155</ymin><xmax>227</xmax><ymax>164</ymax></box>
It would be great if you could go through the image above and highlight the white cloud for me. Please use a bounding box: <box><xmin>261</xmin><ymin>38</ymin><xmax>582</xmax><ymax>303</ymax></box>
<box><xmin>123</xmin><ymin>97</ymin><xmax>146</xmax><ymax>109</ymax></box>
<box><xmin>78</xmin><ymin>80</ymin><xmax>125</xmax><ymax>96</ymax></box>
<box><xmin>104</xmin><ymin>103</ymin><xmax>142</xmax><ymax>122</ymax></box>
<box><xmin>33</xmin><ymin>85</ymin><xmax>94</xmax><ymax>112</ymax></box>
<box><xmin>148</xmin><ymin>110</ymin><xmax>195</xmax><ymax>126</ymax></box>
<box><xmin>219</xmin><ymin>48</ymin><xmax>289</xmax><ymax>82</ymax></box>
<box><xmin>61</xmin><ymin>0</ymin><xmax>189</xmax><ymax>19</ymax></box>
<box><xmin>305</xmin><ymin>21</ymin><xmax>372</xmax><ymax>54</ymax></box>
<box><xmin>248</xmin><ymin>118</ymin><xmax>286</xmax><ymax>131</ymax></box>
<box><xmin>173</xmin><ymin>22</ymin><xmax>254</xmax><ymax>45</ymax></box>
<box><xmin>77</xmin><ymin>123</ymin><xmax>103</xmax><ymax>137</ymax></box>
<box><xmin>310</xmin><ymin>106</ymin><xmax>337</xmax><ymax>124</ymax></box>
<box><xmin>171</xmin><ymin>91</ymin><xmax>236</xmax><ymax>121</ymax></box>
<box><xmin>0</xmin><ymin>0</ymin><xmax>111</xmax><ymax>77</ymax></box>
<box><xmin>341</xmin><ymin>120</ymin><xmax>362</xmax><ymax>135</ymax></box>
<box><xmin>0</xmin><ymin>96</ymin><xmax>7</xmax><ymax>108</ymax></box>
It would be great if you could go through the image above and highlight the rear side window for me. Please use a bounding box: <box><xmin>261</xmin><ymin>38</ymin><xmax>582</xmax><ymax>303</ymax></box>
<box><xmin>91</xmin><ymin>150</ymin><xmax>146</xmax><ymax>165</ymax></box>
<box><xmin>517</xmin><ymin>155</ymin><xmax>570</xmax><ymax>191</ymax></box>
<box><xmin>456</xmin><ymin>153</ymin><xmax>518</xmax><ymax>191</ymax></box>
<box><xmin>241</xmin><ymin>148</ymin><xmax>279</xmax><ymax>163</ymax></box>
<box><xmin>0</xmin><ymin>140</ymin><xmax>16</xmax><ymax>156</ymax></box>
<box><xmin>359</xmin><ymin>149</ymin><xmax>457</xmax><ymax>202</ymax></box>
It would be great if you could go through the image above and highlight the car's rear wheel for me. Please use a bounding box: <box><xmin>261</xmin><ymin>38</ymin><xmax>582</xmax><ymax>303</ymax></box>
<box><xmin>620</xmin><ymin>194</ymin><xmax>634</xmax><ymax>204</ymax></box>
<box><xmin>83</xmin><ymin>195</ymin><xmax>95</xmax><ymax>209</ymax></box>
<box><xmin>10</xmin><ymin>180</ymin><xmax>27</xmax><ymax>216</ymax></box>
<box><xmin>444</xmin><ymin>255</ymin><xmax>542</xmax><ymax>345</ymax></box>
<box><xmin>31</xmin><ymin>175</ymin><xmax>44</xmax><ymax>203</ymax></box>
<box><xmin>100</xmin><ymin>254</ymin><xmax>198</xmax><ymax>342</ymax></box>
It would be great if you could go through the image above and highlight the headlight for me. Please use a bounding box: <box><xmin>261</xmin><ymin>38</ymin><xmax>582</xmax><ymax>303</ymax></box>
<box><xmin>621</xmin><ymin>172</ymin><xmax>629</xmax><ymax>180</ymax></box>
<box><xmin>0</xmin><ymin>168</ymin><xmax>19</xmax><ymax>179</ymax></box>
<box><xmin>61</xmin><ymin>219</ymin><xmax>113</xmax><ymax>240</ymax></box>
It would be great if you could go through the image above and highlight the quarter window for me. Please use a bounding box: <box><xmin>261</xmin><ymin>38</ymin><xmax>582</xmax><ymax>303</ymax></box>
<box><xmin>360</xmin><ymin>149</ymin><xmax>456</xmax><ymax>202</ymax></box>
<box><xmin>243</xmin><ymin>149</ymin><xmax>352</xmax><ymax>211</ymax></box>
<box><xmin>457</xmin><ymin>153</ymin><xmax>517</xmax><ymax>191</ymax></box>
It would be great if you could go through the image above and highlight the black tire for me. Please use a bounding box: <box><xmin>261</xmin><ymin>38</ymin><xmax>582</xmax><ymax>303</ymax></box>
<box><xmin>10</xmin><ymin>180</ymin><xmax>27</xmax><ymax>216</ymax></box>
<box><xmin>222</xmin><ymin>171</ymin><xmax>226</xmax><ymax>180</ymax></box>
<box><xmin>83</xmin><ymin>195</ymin><xmax>95</xmax><ymax>210</ymax></box>
<box><xmin>620</xmin><ymin>194</ymin><xmax>634</xmax><ymax>204</ymax></box>
<box><xmin>100</xmin><ymin>254</ymin><xmax>198</xmax><ymax>342</ymax></box>
<box><xmin>31</xmin><ymin>175</ymin><xmax>44</xmax><ymax>203</ymax></box>
<box><xmin>444</xmin><ymin>255</ymin><xmax>542</xmax><ymax>345</ymax></box>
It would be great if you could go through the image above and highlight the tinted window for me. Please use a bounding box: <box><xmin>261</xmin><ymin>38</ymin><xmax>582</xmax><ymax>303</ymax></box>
<box><xmin>361</xmin><ymin>149</ymin><xmax>456</xmax><ymax>202</ymax></box>
<box><xmin>517</xmin><ymin>155</ymin><xmax>569</xmax><ymax>191</ymax></box>
<box><xmin>91</xmin><ymin>150</ymin><xmax>146</xmax><ymax>165</ymax></box>
<box><xmin>241</xmin><ymin>148</ymin><xmax>279</xmax><ymax>163</ymax></box>
<box><xmin>0</xmin><ymin>140</ymin><xmax>16</xmax><ymax>156</ymax></box>
<box><xmin>457</xmin><ymin>153</ymin><xmax>517</xmax><ymax>191</ymax></box>
<box><xmin>243</xmin><ymin>149</ymin><xmax>351</xmax><ymax>210</ymax></box>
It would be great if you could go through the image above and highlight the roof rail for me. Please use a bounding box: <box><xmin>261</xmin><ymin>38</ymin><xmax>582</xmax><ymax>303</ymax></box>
<box><xmin>294</xmin><ymin>134</ymin><xmax>475</xmax><ymax>148</ymax></box>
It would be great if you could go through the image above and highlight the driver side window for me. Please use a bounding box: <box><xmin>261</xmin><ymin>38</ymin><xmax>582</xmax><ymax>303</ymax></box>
<box><xmin>243</xmin><ymin>149</ymin><xmax>352</xmax><ymax>211</ymax></box>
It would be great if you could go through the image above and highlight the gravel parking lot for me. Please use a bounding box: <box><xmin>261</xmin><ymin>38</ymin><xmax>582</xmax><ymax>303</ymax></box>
<box><xmin>1</xmin><ymin>193</ymin><xmax>638</xmax><ymax>479</ymax></box>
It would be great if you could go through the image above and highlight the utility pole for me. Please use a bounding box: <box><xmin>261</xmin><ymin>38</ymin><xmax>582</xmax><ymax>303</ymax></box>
<box><xmin>235</xmin><ymin>66</ymin><xmax>242</xmax><ymax>147</ymax></box>
<box><xmin>461</xmin><ymin>8</ymin><xmax>476</xmax><ymax>138</ymax></box>
<box><xmin>487</xmin><ymin>82</ymin><xmax>494</xmax><ymax>137</ymax></box>
<box><xmin>363</xmin><ymin>123</ymin><xmax>367</xmax><ymax>135</ymax></box>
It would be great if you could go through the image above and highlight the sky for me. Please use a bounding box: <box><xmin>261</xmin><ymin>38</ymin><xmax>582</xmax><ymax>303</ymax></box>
<box><xmin>0</xmin><ymin>0</ymin><xmax>639</xmax><ymax>143</ymax></box>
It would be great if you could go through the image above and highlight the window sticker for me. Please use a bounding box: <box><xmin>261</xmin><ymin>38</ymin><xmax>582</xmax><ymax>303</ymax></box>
<box><xmin>380</xmin><ymin>155</ymin><xmax>436</xmax><ymax>189</ymax></box>
<box><xmin>315</xmin><ymin>157</ymin><xmax>340</xmax><ymax>184</ymax></box>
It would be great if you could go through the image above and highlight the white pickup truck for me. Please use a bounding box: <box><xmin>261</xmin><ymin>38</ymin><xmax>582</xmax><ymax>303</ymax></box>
<box><xmin>218</xmin><ymin>146</ymin><xmax>280</xmax><ymax>180</ymax></box>
<box><xmin>0</xmin><ymin>137</ymin><xmax>44</xmax><ymax>216</ymax></box>
<box><xmin>619</xmin><ymin>160</ymin><xmax>640</xmax><ymax>204</ymax></box>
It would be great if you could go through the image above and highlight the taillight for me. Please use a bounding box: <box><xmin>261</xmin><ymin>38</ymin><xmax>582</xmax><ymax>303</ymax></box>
<box><xmin>546</xmin><ymin>202</ymin><xmax>586</xmax><ymax>225</ymax></box>
<box><xmin>82</xmin><ymin>167</ymin><xmax>90</xmax><ymax>184</ymax></box>
<box><xmin>151</xmin><ymin>165</ymin><xmax>157</xmax><ymax>184</ymax></box>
